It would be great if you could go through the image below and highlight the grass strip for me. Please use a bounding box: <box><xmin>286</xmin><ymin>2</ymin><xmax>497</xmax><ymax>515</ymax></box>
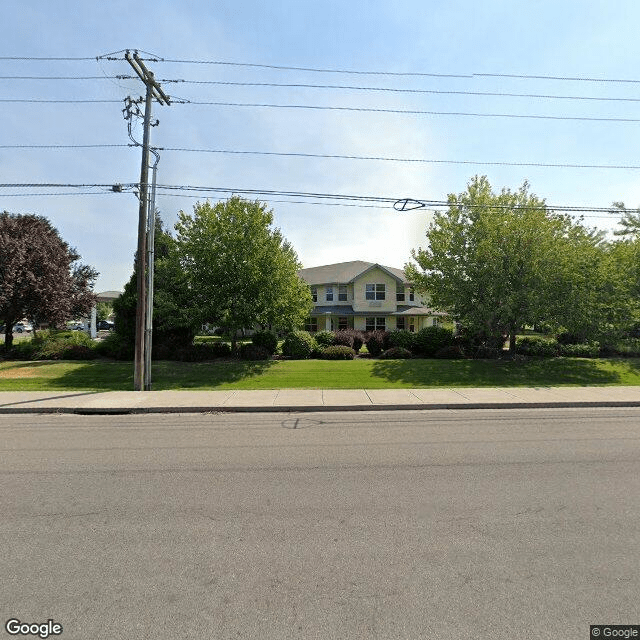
<box><xmin>1</xmin><ymin>357</ymin><xmax>640</xmax><ymax>391</ymax></box>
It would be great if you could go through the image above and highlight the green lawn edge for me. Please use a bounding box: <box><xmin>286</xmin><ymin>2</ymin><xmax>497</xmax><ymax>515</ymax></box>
<box><xmin>1</xmin><ymin>357</ymin><xmax>640</xmax><ymax>391</ymax></box>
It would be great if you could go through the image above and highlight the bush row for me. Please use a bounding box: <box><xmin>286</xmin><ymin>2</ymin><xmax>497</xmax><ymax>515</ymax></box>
<box><xmin>274</xmin><ymin>327</ymin><xmax>460</xmax><ymax>360</ymax></box>
<box><xmin>5</xmin><ymin>328</ymin><xmax>640</xmax><ymax>363</ymax></box>
<box><xmin>515</xmin><ymin>336</ymin><xmax>601</xmax><ymax>358</ymax></box>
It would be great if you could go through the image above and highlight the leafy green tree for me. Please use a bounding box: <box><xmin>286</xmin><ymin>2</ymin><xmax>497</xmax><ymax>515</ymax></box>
<box><xmin>550</xmin><ymin>224</ymin><xmax>638</xmax><ymax>343</ymax></box>
<box><xmin>405</xmin><ymin>176</ymin><xmax>628</xmax><ymax>354</ymax></box>
<box><xmin>406</xmin><ymin>177</ymin><xmax>568</xmax><ymax>354</ymax></box>
<box><xmin>113</xmin><ymin>214</ymin><xmax>200</xmax><ymax>354</ymax></box>
<box><xmin>96</xmin><ymin>302</ymin><xmax>113</xmax><ymax>322</ymax></box>
<box><xmin>1</xmin><ymin>212</ymin><xmax>97</xmax><ymax>349</ymax></box>
<box><xmin>175</xmin><ymin>197</ymin><xmax>312</xmax><ymax>351</ymax></box>
<box><xmin>611</xmin><ymin>202</ymin><xmax>640</xmax><ymax>238</ymax></box>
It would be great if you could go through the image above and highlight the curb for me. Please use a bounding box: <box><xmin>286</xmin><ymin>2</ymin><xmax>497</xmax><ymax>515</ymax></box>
<box><xmin>1</xmin><ymin>400</ymin><xmax>640</xmax><ymax>415</ymax></box>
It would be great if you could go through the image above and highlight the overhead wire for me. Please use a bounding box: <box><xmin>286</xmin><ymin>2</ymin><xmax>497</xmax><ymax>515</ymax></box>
<box><xmin>159</xmin><ymin>79</ymin><xmax>640</xmax><ymax>104</ymax></box>
<box><xmin>5</xmin><ymin>52</ymin><xmax>640</xmax><ymax>84</ymax></box>
<box><xmin>138</xmin><ymin>57</ymin><xmax>640</xmax><ymax>83</ymax></box>
<box><xmin>171</xmin><ymin>99</ymin><xmax>640</xmax><ymax>123</ymax></box>
<box><xmin>0</xmin><ymin>98</ymin><xmax>122</xmax><ymax>103</ymax></box>
<box><xmin>0</xmin><ymin>75</ymin><xmax>132</xmax><ymax>80</ymax></box>
<box><xmin>4</xmin><ymin>143</ymin><xmax>640</xmax><ymax>170</ymax></box>
<box><xmin>0</xmin><ymin>181</ymin><xmax>624</xmax><ymax>218</ymax></box>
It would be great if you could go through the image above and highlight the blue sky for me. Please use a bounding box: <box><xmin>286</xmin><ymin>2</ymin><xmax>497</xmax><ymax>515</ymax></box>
<box><xmin>3</xmin><ymin>1</ymin><xmax>640</xmax><ymax>292</ymax></box>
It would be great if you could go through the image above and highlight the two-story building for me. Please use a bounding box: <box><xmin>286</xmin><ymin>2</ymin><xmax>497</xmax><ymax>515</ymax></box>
<box><xmin>298</xmin><ymin>260</ymin><xmax>444</xmax><ymax>333</ymax></box>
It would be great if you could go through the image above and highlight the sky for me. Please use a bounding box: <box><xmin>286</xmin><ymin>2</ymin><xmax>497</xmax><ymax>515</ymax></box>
<box><xmin>3</xmin><ymin>0</ymin><xmax>640</xmax><ymax>293</ymax></box>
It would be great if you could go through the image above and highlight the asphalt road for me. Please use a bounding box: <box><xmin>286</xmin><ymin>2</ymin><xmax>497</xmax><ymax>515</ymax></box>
<box><xmin>1</xmin><ymin>408</ymin><xmax>639</xmax><ymax>640</ymax></box>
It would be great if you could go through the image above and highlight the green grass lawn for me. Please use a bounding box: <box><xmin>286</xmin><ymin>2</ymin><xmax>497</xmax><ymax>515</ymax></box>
<box><xmin>1</xmin><ymin>357</ymin><xmax>640</xmax><ymax>391</ymax></box>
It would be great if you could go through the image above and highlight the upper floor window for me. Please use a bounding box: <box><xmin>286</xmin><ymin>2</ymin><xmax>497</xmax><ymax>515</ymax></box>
<box><xmin>338</xmin><ymin>285</ymin><xmax>348</xmax><ymax>301</ymax></box>
<box><xmin>310</xmin><ymin>286</ymin><xmax>317</xmax><ymax>302</ymax></box>
<box><xmin>326</xmin><ymin>286</ymin><xmax>334</xmax><ymax>302</ymax></box>
<box><xmin>409</xmin><ymin>287</ymin><xmax>415</xmax><ymax>302</ymax></box>
<box><xmin>365</xmin><ymin>283</ymin><xmax>385</xmax><ymax>301</ymax></box>
<box><xmin>396</xmin><ymin>285</ymin><xmax>405</xmax><ymax>302</ymax></box>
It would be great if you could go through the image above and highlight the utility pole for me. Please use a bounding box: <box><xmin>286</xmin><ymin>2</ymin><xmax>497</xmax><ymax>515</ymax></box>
<box><xmin>125</xmin><ymin>51</ymin><xmax>170</xmax><ymax>391</ymax></box>
<box><xmin>144</xmin><ymin>148</ymin><xmax>160</xmax><ymax>391</ymax></box>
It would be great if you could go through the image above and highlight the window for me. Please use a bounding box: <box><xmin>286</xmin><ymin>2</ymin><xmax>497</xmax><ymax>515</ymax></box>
<box><xmin>396</xmin><ymin>317</ymin><xmax>405</xmax><ymax>330</ymax></box>
<box><xmin>396</xmin><ymin>285</ymin><xmax>405</xmax><ymax>302</ymax></box>
<box><xmin>409</xmin><ymin>317</ymin><xmax>415</xmax><ymax>332</ymax></box>
<box><xmin>338</xmin><ymin>317</ymin><xmax>348</xmax><ymax>330</ymax></box>
<box><xmin>366</xmin><ymin>317</ymin><xmax>386</xmax><ymax>331</ymax></box>
<box><xmin>310</xmin><ymin>287</ymin><xmax>317</xmax><ymax>302</ymax></box>
<box><xmin>338</xmin><ymin>285</ymin><xmax>348</xmax><ymax>301</ymax></box>
<box><xmin>305</xmin><ymin>317</ymin><xmax>318</xmax><ymax>332</ymax></box>
<box><xmin>365</xmin><ymin>283</ymin><xmax>385</xmax><ymax>301</ymax></box>
<box><xmin>409</xmin><ymin>287</ymin><xmax>415</xmax><ymax>302</ymax></box>
<box><xmin>326</xmin><ymin>286</ymin><xmax>333</xmax><ymax>302</ymax></box>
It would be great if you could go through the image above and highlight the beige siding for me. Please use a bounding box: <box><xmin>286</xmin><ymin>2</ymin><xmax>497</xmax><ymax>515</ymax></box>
<box><xmin>352</xmin><ymin>268</ymin><xmax>399</xmax><ymax>313</ymax></box>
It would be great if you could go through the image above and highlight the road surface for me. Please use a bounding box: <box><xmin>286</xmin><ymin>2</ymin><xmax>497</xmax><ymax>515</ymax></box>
<box><xmin>1</xmin><ymin>408</ymin><xmax>639</xmax><ymax>639</ymax></box>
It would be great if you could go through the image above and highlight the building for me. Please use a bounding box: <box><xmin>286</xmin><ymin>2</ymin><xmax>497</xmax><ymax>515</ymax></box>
<box><xmin>298</xmin><ymin>260</ymin><xmax>444</xmax><ymax>333</ymax></box>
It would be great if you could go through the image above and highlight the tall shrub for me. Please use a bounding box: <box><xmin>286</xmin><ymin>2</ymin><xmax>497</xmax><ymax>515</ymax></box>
<box><xmin>413</xmin><ymin>326</ymin><xmax>454</xmax><ymax>357</ymax></box>
<box><xmin>281</xmin><ymin>330</ymin><xmax>315</xmax><ymax>359</ymax></box>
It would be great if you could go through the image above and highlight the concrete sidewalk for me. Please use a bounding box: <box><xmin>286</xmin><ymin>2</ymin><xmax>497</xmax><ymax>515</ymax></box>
<box><xmin>1</xmin><ymin>386</ymin><xmax>640</xmax><ymax>413</ymax></box>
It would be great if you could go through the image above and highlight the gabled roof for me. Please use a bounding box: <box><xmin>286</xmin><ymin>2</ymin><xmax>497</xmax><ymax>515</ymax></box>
<box><xmin>299</xmin><ymin>260</ymin><xmax>408</xmax><ymax>285</ymax></box>
<box><xmin>96</xmin><ymin>290</ymin><xmax>123</xmax><ymax>302</ymax></box>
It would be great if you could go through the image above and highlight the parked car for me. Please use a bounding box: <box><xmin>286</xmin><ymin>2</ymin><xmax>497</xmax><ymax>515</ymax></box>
<box><xmin>97</xmin><ymin>320</ymin><xmax>114</xmax><ymax>331</ymax></box>
<box><xmin>13</xmin><ymin>322</ymin><xmax>33</xmax><ymax>333</ymax></box>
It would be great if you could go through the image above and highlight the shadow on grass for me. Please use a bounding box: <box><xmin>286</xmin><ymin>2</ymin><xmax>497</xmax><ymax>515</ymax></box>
<box><xmin>370</xmin><ymin>357</ymin><xmax>640</xmax><ymax>387</ymax></box>
<box><xmin>0</xmin><ymin>359</ymin><xmax>278</xmax><ymax>391</ymax></box>
<box><xmin>148</xmin><ymin>359</ymin><xmax>277</xmax><ymax>390</ymax></box>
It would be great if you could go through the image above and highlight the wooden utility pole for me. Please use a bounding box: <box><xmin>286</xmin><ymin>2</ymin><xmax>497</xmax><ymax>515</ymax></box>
<box><xmin>125</xmin><ymin>51</ymin><xmax>170</xmax><ymax>391</ymax></box>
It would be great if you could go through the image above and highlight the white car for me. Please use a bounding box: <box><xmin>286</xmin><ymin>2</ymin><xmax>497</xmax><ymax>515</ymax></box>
<box><xmin>13</xmin><ymin>322</ymin><xmax>33</xmax><ymax>333</ymax></box>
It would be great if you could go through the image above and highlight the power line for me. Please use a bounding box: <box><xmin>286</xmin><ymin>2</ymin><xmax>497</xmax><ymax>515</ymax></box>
<box><xmin>152</xmin><ymin>192</ymin><xmax>615</xmax><ymax>218</ymax></box>
<box><xmin>154</xmin><ymin>147</ymin><xmax>640</xmax><ymax>170</ymax></box>
<box><xmin>177</xmin><ymin>100</ymin><xmax>640</xmax><ymax>123</ymax></box>
<box><xmin>0</xmin><ymin>181</ymin><xmax>623</xmax><ymax>217</ymax></box>
<box><xmin>147</xmin><ymin>183</ymin><xmax>622</xmax><ymax>214</ymax></box>
<box><xmin>0</xmin><ymin>98</ymin><xmax>122</xmax><ymax>103</ymax></box>
<box><xmin>142</xmin><ymin>57</ymin><xmax>640</xmax><ymax>84</ymax></box>
<box><xmin>5</xmin><ymin>143</ymin><xmax>640</xmax><ymax>170</ymax></box>
<box><xmin>0</xmin><ymin>55</ymin><xmax>97</xmax><ymax>61</ymax></box>
<box><xmin>5</xmin><ymin>52</ymin><xmax>640</xmax><ymax>84</ymax></box>
<box><xmin>0</xmin><ymin>191</ymin><xmax>116</xmax><ymax>197</ymax></box>
<box><xmin>474</xmin><ymin>72</ymin><xmax>640</xmax><ymax>84</ymax></box>
<box><xmin>5</xmin><ymin>97</ymin><xmax>637</xmax><ymax>122</ymax></box>
<box><xmin>0</xmin><ymin>144</ymin><xmax>130</xmax><ymax>149</ymax></box>
<box><xmin>142</xmin><ymin>57</ymin><xmax>473</xmax><ymax>78</ymax></box>
<box><xmin>0</xmin><ymin>183</ymin><xmax>132</xmax><ymax>188</ymax></box>
<box><xmin>0</xmin><ymin>75</ymin><xmax>132</xmax><ymax>80</ymax></box>
<box><xmin>160</xmin><ymin>79</ymin><xmax>640</xmax><ymax>104</ymax></box>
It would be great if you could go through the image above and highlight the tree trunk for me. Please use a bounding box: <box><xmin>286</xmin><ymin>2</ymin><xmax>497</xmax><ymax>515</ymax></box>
<box><xmin>230</xmin><ymin>329</ymin><xmax>237</xmax><ymax>354</ymax></box>
<box><xmin>509</xmin><ymin>330</ymin><xmax>517</xmax><ymax>356</ymax></box>
<box><xmin>4</xmin><ymin>325</ymin><xmax>13</xmax><ymax>350</ymax></box>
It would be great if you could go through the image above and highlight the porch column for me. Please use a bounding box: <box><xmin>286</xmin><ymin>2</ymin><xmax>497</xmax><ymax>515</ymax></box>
<box><xmin>324</xmin><ymin>312</ymin><xmax>332</xmax><ymax>332</ymax></box>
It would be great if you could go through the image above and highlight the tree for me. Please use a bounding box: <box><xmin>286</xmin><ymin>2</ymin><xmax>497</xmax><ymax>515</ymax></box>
<box><xmin>96</xmin><ymin>302</ymin><xmax>113</xmax><ymax>322</ymax></box>
<box><xmin>0</xmin><ymin>212</ymin><xmax>98</xmax><ymax>350</ymax></box>
<box><xmin>113</xmin><ymin>213</ymin><xmax>200</xmax><ymax>354</ymax></box>
<box><xmin>611</xmin><ymin>202</ymin><xmax>640</xmax><ymax>238</ymax></box>
<box><xmin>174</xmin><ymin>197</ymin><xmax>312</xmax><ymax>351</ymax></box>
<box><xmin>405</xmin><ymin>176</ymin><xmax>615</xmax><ymax>354</ymax></box>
